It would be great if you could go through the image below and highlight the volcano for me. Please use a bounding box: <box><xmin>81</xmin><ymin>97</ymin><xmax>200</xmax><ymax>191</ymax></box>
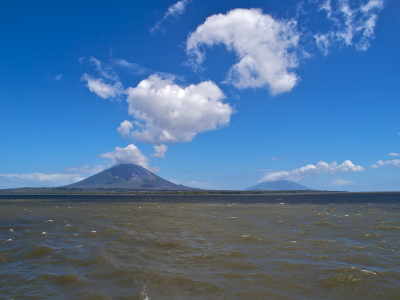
<box><xmin>64</xmin><ymin>164</ymin><xmax>197</xmax><ymax>190</ymax></box>
<box><xmin>244</xmin><ymin>180</ymin><xmax>313</xmax><ymax>191</ymax></box>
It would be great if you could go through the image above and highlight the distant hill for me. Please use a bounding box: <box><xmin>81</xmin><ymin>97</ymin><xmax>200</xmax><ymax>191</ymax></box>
<box><xmin>64</xmin><ymin>164</ymin><xmax>197</xmax><ymax>190</ymax></box>
<box><xmin>244</xmin><ymin>180</ymin><xmax>313</xmax><ymax>191</ymax></box>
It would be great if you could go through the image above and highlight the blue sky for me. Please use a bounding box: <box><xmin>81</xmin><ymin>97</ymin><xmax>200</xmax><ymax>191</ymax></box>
<box><xmin>1</xmin><ymin>0</ymin><xmax>399</xmax><ymax>191</ymax></box>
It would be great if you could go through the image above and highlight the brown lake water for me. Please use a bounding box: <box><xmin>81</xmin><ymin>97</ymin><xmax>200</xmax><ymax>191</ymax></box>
<box><xmin>1</xmin><ymin>193</ymin><xmax>400</xmax><ymax>299</ymax></box>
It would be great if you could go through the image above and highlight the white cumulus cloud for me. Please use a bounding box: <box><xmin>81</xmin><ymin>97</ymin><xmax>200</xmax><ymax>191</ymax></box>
<box><xmin>117</xmin><ymin>120</ymin><xmax>134</xmax><ymax>139</ymax></box>
<box><xmin>315</xmin><ymin>0</ymin><xmax>384</xmax><ymax>54</ymax></box>
<box><xmin>389</xmin><ymin>153</ymin><xmax>400</xmax><ymax>157</ymax></box>
<box><xmin>371</xmin><ymin>159</ymin><xmax>400</xmax><ymax>169</ymax></box>
<box><xmin>119</xmin><ymin>74</ymin><xmax>233</xmax><ymax>144</ymax></box>
<box><xmin>99</xmin><ymin>144</ymin><xmax>160</xmax><ymax>173</ymax></box>
<box><xmin>151</xmin><ymin>144</ymin><xmax>168</xmax><ymax>159</ymax></box>
<box><xmin>186</xmin><ymin>8</ymin><xmax>300</xmax><ymax>94</ymax></box>
<box><xmin>332</xmin><ymin>178</ymin><xmax>354</xmax><ymax>186</ymax></box>
<box><xmin>258</xmin><ymin>160</ymin><xmax>366</xmax><ymax>182</ymax></box>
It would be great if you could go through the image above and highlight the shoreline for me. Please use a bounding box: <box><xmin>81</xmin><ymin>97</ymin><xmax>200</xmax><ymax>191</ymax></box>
<box><xmin>0</xmin><ymin>188</ymin><xmax>350</xmax><ymax>196</ymax></box>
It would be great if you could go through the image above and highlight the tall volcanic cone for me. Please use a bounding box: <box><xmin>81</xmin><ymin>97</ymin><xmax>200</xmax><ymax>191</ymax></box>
<box><xmin>64</xmin><ymin>164</ymin><xmax>196</xmax><ymax>190</ymax></box>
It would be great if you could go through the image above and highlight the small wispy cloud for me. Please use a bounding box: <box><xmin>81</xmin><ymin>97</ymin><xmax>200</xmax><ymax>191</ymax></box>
<box><xmin>63</xmin><ymin>165</ymin><xmax>105</xmax><ymax>174</ymax></box>
<box><xmin>314</xmin><ymin>0</ymin><xmax>385</xmax><ymax>55</ymax></box>
<box><xmin>150</xmin><ymin>0</ymin><xmax>190</xmax><ymax>33</ymax></box>
<box><xmin>81</xmin><ymin>57</ymin><xmax>126</xmax><ymax>100</ymax></box>
<box><xmin>259</xmin><ymin>160</ymin><xmax>366</xmax><ymax>182</ymax></box>
<box><xmin>111</xmin><ymin>58</ymin><xmax>179</xmax><ymax>79</ymax></box>
<box><xmin>99</xmin><ymin>144</ymin><xmax>160</xmax><ymax>173</ymax></box>
<box><xmin>90</xmin><ymin>57</ymin><xmax>119</xmax><ymax>81</ymax></box>
<box><xmin>81</xmin><ymin>57</ymin><xmax>181</xmax><ymax>102</ymax></box>
<box><xmin>187</xmin><ymin>180</ymin><xmax>212</xmax><ymax>189</ymax></box>
<box><xmin>151</xmin><ymin>144</ymin><xmax>168</xmax><ymax>159</ymax></box>
<box><xmin>167</xmin><ymin>178</ymin><xmax>213</xmax><ymax>189</ymax></box>
<box><xmin>332</xmin><ymin>178</ymin><xmax>354</xmax><ymax>186</ymax></box>
<box><xmin>0</xmin><ymin>162</ymin><xmax>112</xmax><ymax>188</ymax></box>
<box><xmin>112</xmin><ymin>59</ymin><xmax>151</xmax><ymax>76</ymax></box>
<box><xmin>55</xmin><ymin>74</ymin><xmax>63</xmax><ymax>81</ymax></box>
<box><xmin>247</xmin><ymin>169</ymin><xmax>277</xmax><ymax>173</ymax></box>
<box><xmin>371</xmin><ymin>159</ymin><xmax>400</xmax><ymax>169</ymax></box>
<box><xmin>81</xmin><ymin>74</ymin><xmax>125</xmax><ymax>99</ymax></box>
<box><xmin>389</xmin><ymin>153</ymin><xmax>400</xmax><ymax>157</ymax></box>
<box><xmin>0</xmin><ymin>173</ymin><xmax>85</xmax><ymax>188</ymax></box>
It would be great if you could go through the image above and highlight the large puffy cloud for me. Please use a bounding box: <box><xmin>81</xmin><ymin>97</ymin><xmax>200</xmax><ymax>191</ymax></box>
<box><xmin>82</xmin><ymin>58</ymin><xmax>233</xmax><ymax>160</ymax></box>
<box><xmin>259</xmin><ymin>160</ymin><xmax>366</xmax><ymax>182</ymax></box>
<box><xmin>315</xmin><ymin>0</ymin><xmax>384</xmax><ymax>54</ymax></box>
<box><xmin>119</xmin><ymin>74</ymin><xmax>233</xmax><ymax>144</ymax></box>
<box><xmin>371</xmin><ymin>159</ymin><xmax>400</xmax><ymax>169</ymax></box>
<box><xmin>99</xmin><ymin>144</ymin><xmax>159</xmax><ymax>172</ymax></box>
<box><xmin>186</xmin><ymin>8</ymin><xmax>300</xmax><ymax>94</ymax></box>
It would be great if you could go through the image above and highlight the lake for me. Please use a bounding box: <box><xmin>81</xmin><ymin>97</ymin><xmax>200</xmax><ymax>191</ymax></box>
<box><xmin>1</xmin><ymin>193</ymin><xmax>400</xmax><ymax>299</ymax></box>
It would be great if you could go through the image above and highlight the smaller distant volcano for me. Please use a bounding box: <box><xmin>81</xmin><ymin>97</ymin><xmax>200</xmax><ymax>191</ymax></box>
<box><xmin>244</xmin><ymin>180</ymin><xmax>312</xmax><ymax>191</ymax></box>
<box><xmin>64</xmin><ymin>164</ymin><xmax>197</xmax><ymax>190</ymax></box>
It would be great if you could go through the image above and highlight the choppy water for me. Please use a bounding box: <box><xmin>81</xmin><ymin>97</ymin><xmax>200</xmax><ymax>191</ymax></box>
<box><xmin>1</xmin><ymin>193</ymin><xmax>400</xmax><ymax>299</ymax></box>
